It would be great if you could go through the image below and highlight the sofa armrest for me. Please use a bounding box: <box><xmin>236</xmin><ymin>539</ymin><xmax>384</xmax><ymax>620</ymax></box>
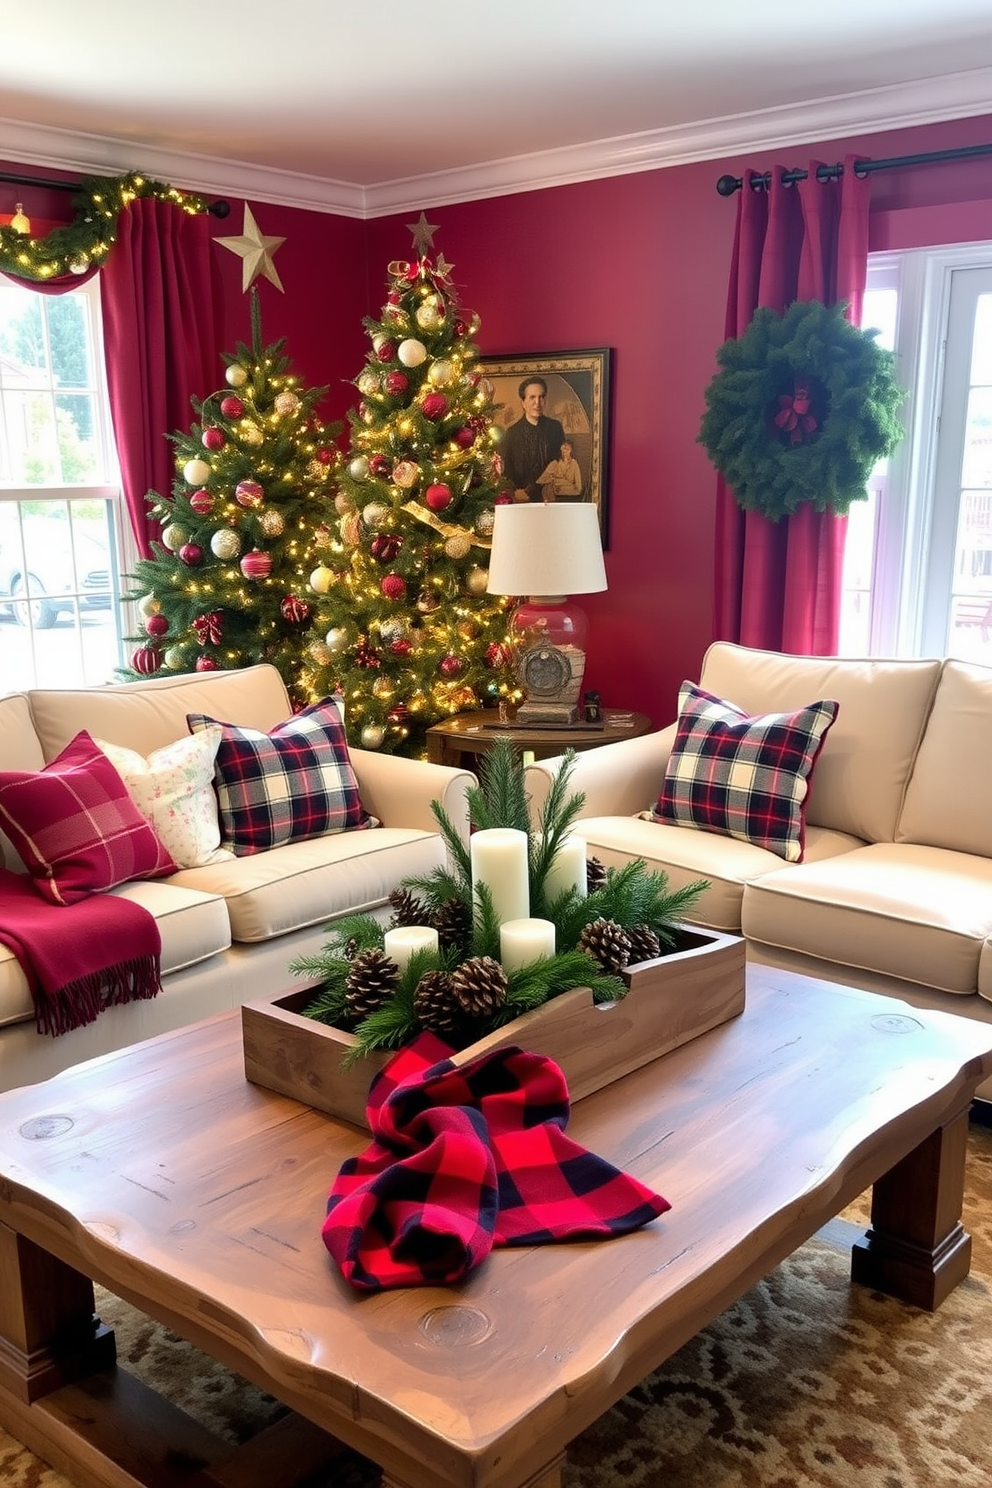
<box><xmin>523</xmin><ymin>723</ymin><xmax>675</xmax><ymax>825</ymax></box>
<box><xmin>350</xmin><ymin>750</ymin><xmax>476</xmax><ymax>845</ymax></box>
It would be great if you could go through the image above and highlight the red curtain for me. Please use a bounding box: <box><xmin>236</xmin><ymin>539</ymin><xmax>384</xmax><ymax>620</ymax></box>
<box><xmin>712</xmin><ymin>155</ymin><xmax>870</xmax><ymax>654</ymax></box>
<box><xmin>100</xmin><ymin>198</ymin><xmax>222</xmax><ymax>557</ymax></box>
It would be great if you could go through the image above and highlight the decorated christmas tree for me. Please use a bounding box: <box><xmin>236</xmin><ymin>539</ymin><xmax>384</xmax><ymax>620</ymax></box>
<box><xmin>121</xmin><ymin>289</ymin><xmax>340</xmax><ymax>691</ymax></box>
<box><xmin>300</xmin><ymin>215</ymin><xmax>517</xmax><ymax>757</ymax></box>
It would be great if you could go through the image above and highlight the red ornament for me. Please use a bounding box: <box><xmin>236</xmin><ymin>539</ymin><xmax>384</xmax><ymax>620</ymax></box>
<box><xmin>455</xmin><ymin>319</ymin><xmax>467</xmax><ymax>337</ymax></box>
<box><xmin>202</xmin><ymin>426</ymin><xmax>225</xmax><ymax>451</ymax></box>
<box><xmin>439</xmin><ymin>654</ymin><xmax>464</xmax><ymax>678</ymax></box>
<box><xmin>774</xmin><ymin>382</ymin><xmax>818</xmax><ymax>445</ymax></box>
<box><xmin>375</xmin><ymin>340</ymin><xmax>396</xmax><ymax>363</ymax></box>
<box><xmin>368</xmin><ymin>453</ymin><xmax>390</xmax><ymax>477</ymax></box>
<box><xmin>191</xmin><ymin>610</ymin><xmax>223</xmax><ymax>646</ymax></box>
<box><xmin>235</xmin><ymin>479</ymin><xmax>265</xmax><ymax>507</ymax></box>
<box><xmin>354</xmin><ymin>641</ymin><xmax>381</xmax><ymax>669</ymax></box>
<box><xmin>131</xmin><ymin>644</ymin><xmax>162</xmax><ymax>675</ymax></box>
<box><xmin>381</xmin><ymin>573</ymin><xmax>407</xmax><ymax>600</ymax></box>
<box><xmin>145</xmin><ymin>613</ymin><xmax>169</xmax><ymax>639</ymax></box>
<box><xmin>425</xmin><ymin>482</ymin><xmax>453</xmax><ymax>512</ymax></box>
<box><xmin>454</xmin><ymin>426</ymin><xmax>476</xmax><ymax>449</ymax></box>
<box><xmin>195</xmin><ymin>656</ymin><xmax>220</xmax><ymax>672</ymax></box>
<box><xmin>496</xmin><ymin>491</ymin><xmax>514</xmax><ymax>505</ymax></box>
<box><xmin>179</xmin><ymin>542</ymin><xmax>204</xmax><ymax>567</ymax></box>
<box><xmin>421</xmin><ymin>392</ymin><xmax>448</xmax><ymax>421</ymax></box>
<box><xmin>280</xmin><ymin>595</ymin><xmax>313</xmax><ymax>625</ymax></box>
<box><xmin>384</xmin><ymin>371</ymin><xmax>409</xmax><ymax>396</ymax></box>
<box><xmin>220</xmin><ymin>395</ymin><xmax>245</xmax><ymax>419</ymax></box>
<box><xmin>240</xmin><ymin>549</ymin><xmax>273</xmax><ymax>580</ymax></box>
<box><xmin>189</xmin><ymin>489</ymin><xmax>214</xmax><ymax>515</ymax></box>
<box><xmin>316</xmin><ymin>446</ymin><xmax>335</xmax><ymax>465</ymax></box>
<box><xmin>389</xmin><ymin>637</ymin><xmax>412</xmax><ymax>656</ymax></box>
<box><xmin>486</xmin><ymin>642</ymin><xmax>514</xmax><ymax>669</ymax></box>
<box><xmin>387</xmin><ymin>703</ymin><xmax>409</xmax><ymax>724</ymax></box>
<box><xmin>371</xmin><ymin>533</ymin><xmax>402</xmax><ymax>563</ymax></box>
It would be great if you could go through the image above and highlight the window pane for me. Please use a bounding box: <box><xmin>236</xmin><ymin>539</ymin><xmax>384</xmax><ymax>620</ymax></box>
<box><xmin>0</xmin><ymin>288</ymin><xmax>47</xmax><ymax>380</ymax></box>
<box><xmin>970</xmin><ymin>294</ymin><xmax>992</xmax><ymax>384</ymax></box>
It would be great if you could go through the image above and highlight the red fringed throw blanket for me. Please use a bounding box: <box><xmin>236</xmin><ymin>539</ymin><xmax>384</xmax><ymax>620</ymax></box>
<box><xmin>323</xmin><ymin>1031</ymin><xmax>671</xmax><ymax>1291</ymax></box>
<box><xmin>0</xmin><ymin>868</ymin><xmax>163</xmax><ymax>1036</ymax></box>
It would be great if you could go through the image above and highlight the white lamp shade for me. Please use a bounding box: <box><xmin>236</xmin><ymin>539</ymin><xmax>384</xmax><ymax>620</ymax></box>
<box><xmin>486</xmin><ymin>503</ymin><xmax>608</xmax><ymax>597</ymax></box>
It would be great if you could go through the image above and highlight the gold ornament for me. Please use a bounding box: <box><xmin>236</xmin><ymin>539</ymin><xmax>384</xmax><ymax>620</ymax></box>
<box><xmin>372</xmin><ymin>676</ymin><xmax>394</xmax><ymax>699</ymax></box>
<box><xmin>163</xmin><ymin>646</ymin><xmax>187</xmax><ymax>669</ymax></box>
<box><xmin>358</xmin><ymin>371</ymin><xmax>379</xmax><ymax>396</ymax></box>
<box><xmin>340</xmin><ymin>513</ymin><xmax>362</xmax><ymax>546</ymax></box>
<box><xmin>334</xmin><ymin>492</ymin><xmax>355</xmax><ymax>514</ymax></box>
<box><xmin>240</xmin><ymin>422</ymin><xmax>263</xmax><ymax>447</ymax></box>
<box><xmin>361</xmin><ymin>723</ymin><xmax>386</xmax><ymax>749</ymax></box>
<box><xmin>444</xmin><ymin>534</ymin><xmax>471</xmax><ymax>560</ymax></box>
<box><xmin>392</xmin><ymin>460</ymin><xmax>420</xmax><ymax>489</ymax></box>
<box><xmin>274</xmin><ymin>390</ymin><xmax>300</xmax><ymax>416</ymax></box>
<box><xmin>260</xmin><ymin>508</ymin><xmax>285</xmax><ymax>538</ymax></box>
<box><xmin>225</xmin><ymin>364</ymin><xmax>248</xmax><ymax>388</ymax></box>
<box><xmin>362</xmin><ymin>501</ymin><xmax>389</xmax><ymax>528</ymax></box>
<box><xmin>428</xmin><ymin>359</ymin><xmax>455</xmax><ymax>386</ymax></box>
<box><xmin>210</xmin><ymin>528</ymin><xmax>241</xmax><ymax>560</ymax></box>
<box><xmin>474</xmin><ymin>510</ymin><xmax>496</xmax><ymax>537</ymax></box>
<box><xmin>161</xmin><ymin>523</ymin><xmax>187</xmax><ymax>552</ymax></box>
<box><xmin>466</xmin><ymin>566</ymin><xmax>489</xmax><ymax>595</ymax></box>
<box><xmin>326</xmin><ymin>627</ymin><xmax>350</xmax><ymax>652</ymax></box>
<box><xmin>309</xmin><ymin>641</ymin><xmax>333</xmax><ymax>666</ymax></box>
<box><xmin>138</xmin><ymin>594</ymin><xmax>162</xmax><ymax>618</ymax></box>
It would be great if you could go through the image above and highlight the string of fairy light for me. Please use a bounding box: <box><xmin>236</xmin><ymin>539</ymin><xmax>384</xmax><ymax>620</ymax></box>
<box><xmin>0</xmin><ymin>172</ymin><xmax>211</xmax><ymax>282</ymax></box>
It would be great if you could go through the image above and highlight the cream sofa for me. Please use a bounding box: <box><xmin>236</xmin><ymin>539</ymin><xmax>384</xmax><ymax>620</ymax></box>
<box><xmin>0</xmin><ymin>665</ymin><xmax>473</xmax><ymax>1093</ymax></box>
<box><xmin>524</xmin><ymin>642</ymin><xmax>992</xmax><ymax>1092</ymax></box>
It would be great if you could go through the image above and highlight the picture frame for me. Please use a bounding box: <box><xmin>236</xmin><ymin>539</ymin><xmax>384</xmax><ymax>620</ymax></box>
<box><xmin>478</xmin><ymin>348</ymin><xmax>613</xmax><ymax>547</ymax></box>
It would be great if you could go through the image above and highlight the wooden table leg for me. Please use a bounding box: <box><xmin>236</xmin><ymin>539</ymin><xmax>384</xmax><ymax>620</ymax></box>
<box><xmin>0</xmin><ymin>1220</ymin><xmax>114</xmax><ymax>1404</ymax></box>
<box><xmin>850</xmin><ymin>1104</ymin><xmax>972</xmax><ymax>1310</ymax></box>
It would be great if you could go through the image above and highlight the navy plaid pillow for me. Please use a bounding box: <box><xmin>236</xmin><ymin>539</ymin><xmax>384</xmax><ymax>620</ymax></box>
<box><xmin>651</xmin><ymin>682</ymin><xmax>839</xmax><ymax>862</ymax></box>
<box><xmin>187</xmin><ymin>697</ymin><xmax>376</xmax><ymax>856</ymax></box>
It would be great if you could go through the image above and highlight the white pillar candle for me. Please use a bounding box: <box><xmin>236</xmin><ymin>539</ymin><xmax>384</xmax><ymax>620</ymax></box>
<box><xmin>470</xmin><ymin>827</ymin><xmax>530</xmax><ymax>925</ymax></box>
<box><xmin>544</xmin><ymin>834</ymin><xmax>588</xmax><ymax>903</ymax></box>
<box><xmin>500</xmin><ymin>917</ymin><xmax>556</xmax><ymax>973</ymax></box>
<box><xmin>382</xmin><ymin>925</ymin><xmax>439</xmax><ymax>971</ymax></box>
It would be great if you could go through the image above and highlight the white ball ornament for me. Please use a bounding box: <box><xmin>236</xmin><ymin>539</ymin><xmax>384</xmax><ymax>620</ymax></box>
<box><xmin>138</xmin><ymin>594</ymin><xmax>162</xmax><ymax>618</ymax></box>
<box><xmin>397</xmin><ymin>338</ymin><xmax>428</xmax><ymax>368</ymax></box>
<box><xmin>161</xmin><ymin>523</ymin><xmax>187</xmax><ymax>552</ymax></box>
<box><xmin>415</xmin><ymin>301</ymin><xmax>441</xmax><ymax>330</ymax></box>
<box><xmin>210</xmin><ymin>529</ymin><xmax>242</xmax><ymax>560</ymax></box>
<box><xmin>357</xmin><ymin>371</ymin><xmax>379</xmax><ymax>396</ymax></box>
<box><xmin>362</xmin><ymin>501</ymin><xmax>389</xmax><ymax>528</ymax></box>
<box><xmin>349</xmin><ymin>456</ymin><xmax>370</xmax><ymax>481</ymax></box>
<box><xmin>326</xmin><ymin>627</ymin><xmax>350</xmax><ymax>652</ymax></box>
<box><xmin>309</xmin><ymin>566</ymin><xmax>335</xmax><ymax>595</ymax></box>
<box><xmin>225</xmin><ymin>365</ymin><xmax>249</xmax><ymax>388</ymax></box>
<box><xmin>183</xmin><ymin>458</ymin><xmax>211</xmax><ymax>487</ymax></box>
<box><xmin>428</xmin><ymin>359</ymin><xmax>455</xmax><ymax>386</ymax></box>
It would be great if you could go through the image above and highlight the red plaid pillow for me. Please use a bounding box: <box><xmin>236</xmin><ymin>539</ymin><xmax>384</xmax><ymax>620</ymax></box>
<box><xmin>651</xmin><ymin>682</ymin><xmax>839</xmax><ymax>862</ymax></box>
<box><xmin>187</xmin><ymin>697</ymin><xmax>375</xmax><ymax>856</ymax></box>
<box><xmin>0</xmin><ymin>731</ymin><xmax>176</xmax><ymax>906</ymax></box>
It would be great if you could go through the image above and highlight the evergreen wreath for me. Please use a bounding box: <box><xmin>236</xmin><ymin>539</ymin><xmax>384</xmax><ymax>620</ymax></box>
<box><xmin>698</xmin><ymin>298</ymin><xmax>905</xmax><ymax>521</ymax></box>
<box><xmin>290</xmin><ymin>737</ymin><xmax>708</xmax><ymax>1060</ymax></box>
<box><xmin>0</xmin><ymin>172</ymin><xmax>211</xmax><ymax>283</ymax></box>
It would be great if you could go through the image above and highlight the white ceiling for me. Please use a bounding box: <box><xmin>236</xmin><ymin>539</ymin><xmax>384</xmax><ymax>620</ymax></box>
<box><xmin>3</xmin><ymin>1</ymin><xmax>992</xmax><ymax>216</ymax></box>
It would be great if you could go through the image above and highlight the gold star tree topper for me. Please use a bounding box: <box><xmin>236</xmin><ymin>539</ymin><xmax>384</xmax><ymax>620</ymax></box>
<box><xmin>407</xmin><ymin>211</ymin><xmax>439</xmax><ymax>258</ymax></box>
<box><xmin>216</xmin><ymin>204</ymin><xmax>286</xmax><ymax>292</ymax></box>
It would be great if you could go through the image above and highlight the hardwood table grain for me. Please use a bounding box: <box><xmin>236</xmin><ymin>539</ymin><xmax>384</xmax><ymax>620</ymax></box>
<box><xmin>2</xmin><ymin>967</ymin><xmax>991</xmax><ymax>1488</ymax></box>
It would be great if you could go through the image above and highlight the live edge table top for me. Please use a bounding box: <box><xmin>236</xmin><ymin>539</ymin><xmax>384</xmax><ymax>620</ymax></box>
<box><xmin>2</xmin><ymin>969</ymin><xmax>992</xmax><ymax>1488</ymax></box>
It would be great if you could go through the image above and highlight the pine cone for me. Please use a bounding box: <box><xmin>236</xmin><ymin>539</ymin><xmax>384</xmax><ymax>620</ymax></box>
<box><xmin>578</xmin><ymin>918</ymin><xmax>632</xmax><ymax>974</ymax></box>
<box><xmin>586</xmin><ymin>856</ymin><xmax>608</xmax><ymax>893</ymax></box>
<box><xmin>341</xmin><ymin>935</ymin><xmax>360</xmax><ymax>961</ymax></box>
<box><xmin>450</xmin><ymin>956</ymin><xmax>508</xmax><ymax>1020</ymax></box>
<box><xmin>432</xmin><ymin>896</ymin><xmax>472</xmax><ymax>955</ymax></box>
<box><xmin>413</xmin><ymin>970</ymin><xmax>464</xmax><ymax>1039</ymax></box>
<box><xmin>343</xmin><ymin>948</ymin><xmax>399</xmax><ymax>1022</ymax></box>
<box><xmin>388</xmin><ymin>887</ymin><xmax>428</xmax><ymax>927</ymax></box>
<box><xmin>626</xmin><ymin>924</ymin><xmax>662</xmax><ymax>964</ymax></box>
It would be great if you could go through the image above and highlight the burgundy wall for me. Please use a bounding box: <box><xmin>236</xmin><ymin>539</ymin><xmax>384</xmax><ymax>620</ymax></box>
<box><xmin>5</xmin><ymin>108</ymin><xmax>992</xmax><ymax>724</ymax></box>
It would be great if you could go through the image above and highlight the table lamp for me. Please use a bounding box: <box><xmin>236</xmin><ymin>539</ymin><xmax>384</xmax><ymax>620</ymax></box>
<box><xmin>486</xmin><ymin>503</ymin><xmax>608</xmax><ymax>726</ymax></box>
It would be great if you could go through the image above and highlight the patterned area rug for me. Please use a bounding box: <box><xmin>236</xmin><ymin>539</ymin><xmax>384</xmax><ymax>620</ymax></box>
<box><xmin>3</xmin><ymin>1125</ymin><xmax>992</xmax><ymax>1488</ymax></box>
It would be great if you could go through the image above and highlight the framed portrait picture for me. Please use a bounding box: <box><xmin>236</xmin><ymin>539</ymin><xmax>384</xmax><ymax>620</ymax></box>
<box><xmin>478</xmin><ymin>348</ymin><xmax>613</xmax><ymax>547</ymax></box>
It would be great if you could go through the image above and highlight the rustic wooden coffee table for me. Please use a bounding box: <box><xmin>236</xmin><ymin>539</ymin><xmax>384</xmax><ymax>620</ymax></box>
<box><xmin>2</xmin><ymin>968</ymin><xmax>991</xmax><ymax>1488</ymax></box>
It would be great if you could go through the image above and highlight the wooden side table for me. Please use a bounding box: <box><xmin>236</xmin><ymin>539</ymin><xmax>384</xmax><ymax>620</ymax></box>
<box><xmin>425</xmin><ymin>707</ymin><xmax>653</xmax><ymax>768</ymax></box>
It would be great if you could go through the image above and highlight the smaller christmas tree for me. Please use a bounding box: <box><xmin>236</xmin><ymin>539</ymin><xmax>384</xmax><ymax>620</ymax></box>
<box><xmin>300</xmin><ymin>216</ymin><xmax>517</xmax><ymax>757</ymax></box>
<box><xmin>122</xmin><ymin>290</ymin><xmax>340</xmax><ymax>692</ymax></box>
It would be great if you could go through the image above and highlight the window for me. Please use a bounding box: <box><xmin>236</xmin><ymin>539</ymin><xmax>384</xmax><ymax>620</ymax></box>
<box><xmin>0</xmin><ymin>275</ymin><xmax>128</xmax><ymax>694</ymax></box>
<box><xmin>839</xmin><ymin>244</ymin><xmax>992</xmax><ymax>663</ymax></box>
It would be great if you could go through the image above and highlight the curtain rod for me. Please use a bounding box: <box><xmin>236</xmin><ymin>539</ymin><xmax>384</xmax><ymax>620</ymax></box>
<box><xmin>715</xmin><ymin>140</ymin><xmax>992</xmax><ymax>196</ymax></box>
<box><xmin>0</xmin><ymin>167</ymin><xmax>230</xmax><ymax>217</ymax></box>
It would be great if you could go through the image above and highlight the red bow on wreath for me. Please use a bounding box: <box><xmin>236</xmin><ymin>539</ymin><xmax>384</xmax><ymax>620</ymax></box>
<box><xmin>192</xmin><ymin>610</ymin><xmax>223</xmax><ymax>646</ymax></box>
<box><xmin>774</xmin><ymin>382</ymin><xmax>818</xmax><ymax>445</ymax></box>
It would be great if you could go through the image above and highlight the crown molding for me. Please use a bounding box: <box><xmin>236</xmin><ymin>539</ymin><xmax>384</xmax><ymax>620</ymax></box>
<box><xmin>3</xmin><ymin>66</ymin><xmax>991</xmax><ymax>222</ymax></box>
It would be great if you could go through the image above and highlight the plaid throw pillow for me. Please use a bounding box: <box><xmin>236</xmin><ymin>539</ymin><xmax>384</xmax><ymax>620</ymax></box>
<box><xmin>187</xmin><ymin>697</ymin><xmax>375</xmax><ymax>856</ymax></box>
<box><xmin>651</xmin><ymin>682</ymin><xmax>839</xmax><ymax>862</ymax></box>
<box><xmin>0</xmin><ymin>730</ymin><xmax>176</xmax><ymax>905</ymax></box>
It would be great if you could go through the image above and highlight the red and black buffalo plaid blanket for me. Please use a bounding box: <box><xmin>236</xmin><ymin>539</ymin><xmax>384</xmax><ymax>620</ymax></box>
<box><xmin>322</xmin><ymin>1031</ymin><xmax>670</xmax><ymax>1291</ymax></box>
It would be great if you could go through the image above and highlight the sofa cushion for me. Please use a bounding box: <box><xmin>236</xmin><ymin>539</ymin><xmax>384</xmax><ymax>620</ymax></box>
<box><xmin>187</xmin><ymin>697</ymin><xmax>375</xmax><ymax>855</ymax></box>
<box><xmin>742</xmin><ymin>842</ymin><xmax>992</xmax><ymax>995</ymax></box>
<box><xmin>566</xmin><ymin>813</ymin><xmax>863</xmax><ymax>934</ymax></box>
<box><xmin>95</xmin><ymin>728</ymin><xmax>233</xmax><ymax>870</ymax></box>
<box><xmin>168</xmin><ymin>827</ymin><xmax>447</xmax><ymax>942</ymax></box>
<box><xmin>650</xmin><ymin>681</ymin><xmax>838</xmax><ymax>862</ymax></box>
<box><xmin>896</xmin><ymin>659</ymin><xmax>992</xmax><ymax>857</ymax></box>
<box><xmin>0</xmin><ymin>878</ymin><xmax>231</xmax><ymax>1030</ymax></box>
<box><xmin>0</xmin><ymin>732</ymin><xmax>176</xmax><ymax>906</ymax></box>
<box><xmin>698</xmin><ymin>642</ymin><xmax>942</xmax><ymax>844</ymax></box>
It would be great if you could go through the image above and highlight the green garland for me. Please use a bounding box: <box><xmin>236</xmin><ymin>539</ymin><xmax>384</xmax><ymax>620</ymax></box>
<box><xmin>0</xmin><ymin>171</ymin><xmax>210</xmax><ymax>282</ymax></box>
<box><xmin>698</xmin><ymin>299</ymin><xmax>905</xmax><ymax>521</ymax></box>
